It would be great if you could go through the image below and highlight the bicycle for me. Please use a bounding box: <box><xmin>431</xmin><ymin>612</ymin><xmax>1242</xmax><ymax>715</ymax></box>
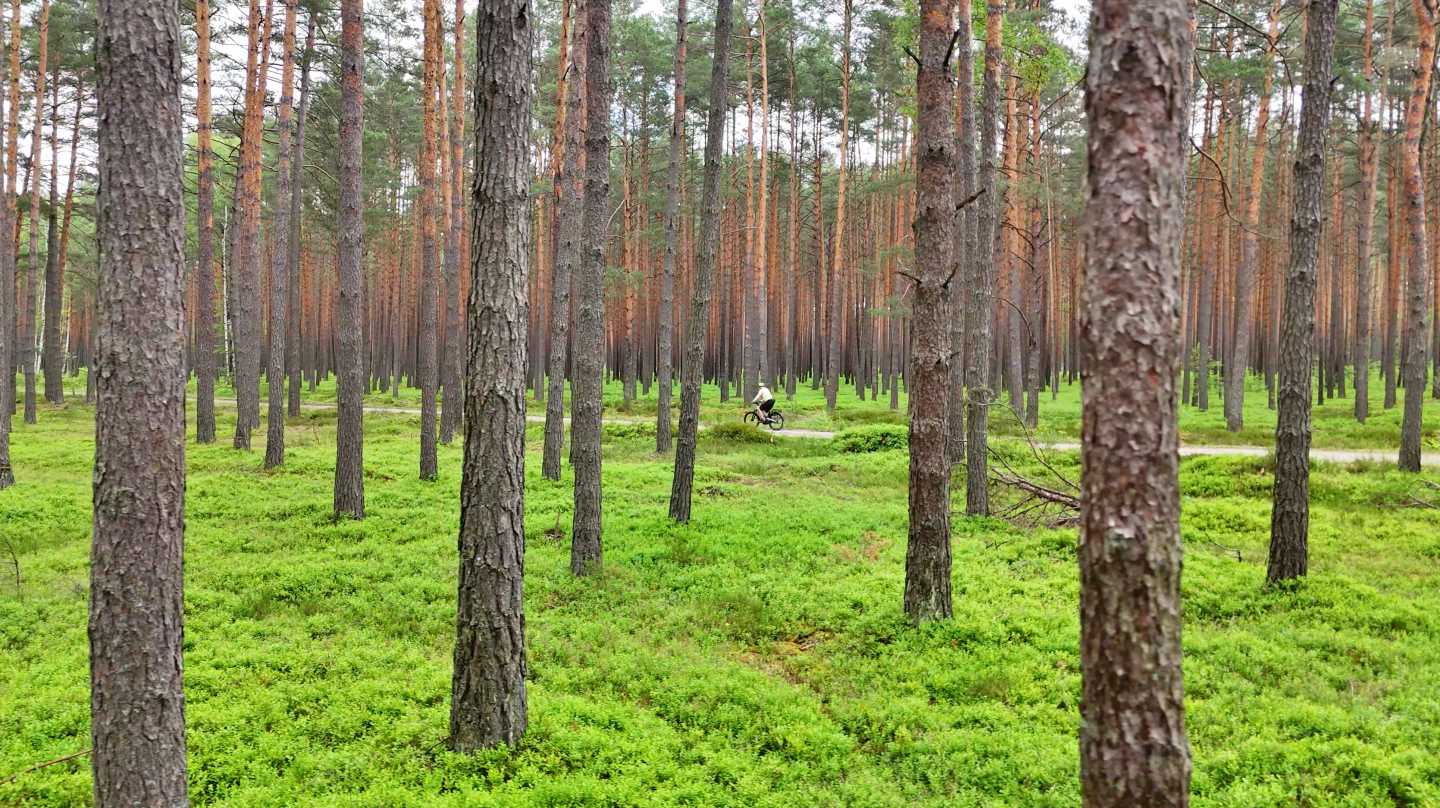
<box><xmin>743</xmin><ymin>408</ymin><xmax>786</xmax><ymax>431</ymax></box>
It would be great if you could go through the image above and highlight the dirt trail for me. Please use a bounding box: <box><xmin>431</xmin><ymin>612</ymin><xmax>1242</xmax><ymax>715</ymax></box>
<box><xmin>212</xmin><ymin>399</ymin><xmax>1436</xmax><ymax>465</ymax></box>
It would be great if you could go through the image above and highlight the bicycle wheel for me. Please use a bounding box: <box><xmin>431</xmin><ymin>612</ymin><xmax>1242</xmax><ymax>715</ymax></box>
<box><xmin>743</xmin><ymin>411</ymin><xmax>759</xmax><ymax>426</ymax></box>
<box><xmin>768</xmin><ymin>412</ymin><xmax>785</xmax><ymax>431</ymax></box>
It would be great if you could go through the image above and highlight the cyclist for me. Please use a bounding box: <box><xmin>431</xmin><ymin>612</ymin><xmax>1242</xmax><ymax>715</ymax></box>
<box><xmin>751</xmin><ymin>382</ymin><xmax>776</xmax><ymax>424</ymax></box>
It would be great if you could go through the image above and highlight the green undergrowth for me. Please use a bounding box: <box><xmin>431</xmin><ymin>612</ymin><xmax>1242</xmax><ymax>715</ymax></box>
<box><xmin>2</xmin><ymin>404</ymin><xmax>1438</xmax><ymax>805</ymax></box>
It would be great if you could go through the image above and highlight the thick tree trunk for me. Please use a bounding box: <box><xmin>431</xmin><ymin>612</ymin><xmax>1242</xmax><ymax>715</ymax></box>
<box><xmin>450</xmin><ymin>0</ymin><xmax>532</xmax><ymax>750</ymax></box>
<box><xmin>333</xmin><ymin>0</ymin><xmax>366</xmax><ymax>519</ymax></box>
<box><xmin>1399</xmin><ymin>0</ymin><xmax>1436</xmax><ymax>472</ymax></box>
<box><xmin>1078</xmin><ymin>2</ymin><xmax>1194</xmax><ymax>804</ymax></box>
<box><xmin>1269</xmin><ymin>0</ymin><xmax>1340</xmax><ymax>584</ymax></box>
<box><xmin>669</xmin><ymin>0</ymin><xmax>733</xmax><ymax>523</ymax></box>
<box><xmin>656</xmin><ymin>0</ymin><xmax>686</xmax><ymax>453</ymax></box>
<box><xmin>194</xmin><ymin>0</ymin><xmax>217</xmax><ymax>444</ymax></box>
<box><xmin>265</xmin><ymin>0</ymin><xmax>299</xmax><ymax>470</ymax></box>
<box><xmin>91</xmin><ymin>1</ymin><xmax>190</xmax><ymax>801</ymax></box>
<box><xmin>904</xmin><ymin>0</ymin><xmax>954</xmax><ymax>623</ymax></box>
<box><xmin>571</xmin><ymin>0</ymin><xmax>612</xmax><ymax>574</ymax></box>
<box><xmin>965</xmin><ymin>1</ymin><xmax>1004</xmax><ymax>516</ymax></box>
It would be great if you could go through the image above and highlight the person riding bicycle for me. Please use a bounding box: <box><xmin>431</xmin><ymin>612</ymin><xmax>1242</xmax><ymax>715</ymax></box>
<box><xmin>752</xmin><ymin>382</ymin><xmax>776</xmax><ymax>424</ymax></box>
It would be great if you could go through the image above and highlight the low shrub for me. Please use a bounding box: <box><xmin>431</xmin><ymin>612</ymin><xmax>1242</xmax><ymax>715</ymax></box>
<box><xmin>603</xmin><ymin>421</ymin><xmax>658</xmax><ymax>440</ymax></box>
<box><xmin>832</xmin><ymin>424</ymin><xmax>908</xmax><ymax>454</ymax></box>
<box><xmin>706</xmin><ymin>422</ymin><xmax>772</xmax><ymax>444</ymax></box>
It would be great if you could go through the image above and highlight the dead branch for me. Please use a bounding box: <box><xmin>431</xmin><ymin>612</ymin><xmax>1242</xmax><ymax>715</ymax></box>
<box><xmin>1</xmin><ymin>749</ymin><xmax>92</xmax><ymax>785</ymax></box>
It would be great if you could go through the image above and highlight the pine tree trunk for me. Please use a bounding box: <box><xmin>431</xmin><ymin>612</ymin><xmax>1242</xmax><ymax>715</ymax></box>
<box><xmin>22</xmin><ymin>0</ymin><xmax>48</xmax><ymax>424</ymax></box>
<box><xmin>904</xmin><ymin>0</ymin><xmax>954</xmax><ymax>623</ymax></box>
<box><xmin>1354</xmin><ymin>0</ymin><xmax>1379</xmax><ymax>422</ymax></box>
<box><xmin>41</xmin><ymin>55</ymin><xmax>61</xmax><ymax>405</ymax></box>
<box><xmin>450</xmin><ymin>0</ymin><xmax>533</xmax><ymax>751</ymax></box>
<box><xmin>669</xmin><ymin>0</ymin><xmax>733</xmax><ymax>523</ymax></box>
<box><xmin>91</xmin><ymin>1</ymin><xmax>190</xmax><ymax>800</ymax></box>
<box><xmin>824</xmin><ymin>0</ymin><xmax>852</xmax><ymax>415</ymax></box>
<box><xmin>1079</xmin><ymin>3</ymin><xmax>1194</xmax><ymax>803</ymax></box>
<box><xmin>543</xmin><ymin>3</ymin><xmax>585</xmax><ymax>480</ymax></box>
<box><xmin>965</xmin><ymin>1</ymin><xmax>1005</xmax><ymax>516</ymax></box>
<box><xmin>264</xmin><ymin>0</ymin><xmax>298</xmax><ymax>469</ymax></box>
<box><xmin>194</xmin><ymin>0</ymin><xmax>217</xmax><ymax>444</ymax></box>
<box><xmin>1398</xmin><ymin>0</ymin><xmax>1436</xmax><ymax>472</ymax></box>
<box><xmin>417</xmin><ymin>0</ymin><xmax>442</xmax><ymax>480</ymax></box>
<box><xmin>571</xmin><ymin>0</ymin><xmax>612</xmax><ymax>574</ymax></box>
<box><xmin>333</xmin><ymin>0</ymin><xmax>366</xmax><ymax>519</ymax></box>
<box><xmin>1269</xmin><ymin>0</ymin><xmax>1340</xmax><ymax>584</ymax></box>
<box><xmin>948</xmin><ymin>0</ymin><xmax>976</xmax><ymax>465</ymax></box>
<box><xmin>233</xmin><ymin>0</ymin><xmax>272</xmax><ymax>448</ymax></box>
<box><xmin>656</xmin><ymin>0</ymin><xmax>686</xmax><ymax>453</ymax></box>
<box><xmin>440</xmin><ymin>0</ymin><xmax>466</xmax><ymax>444</ymax></box>
<box><xmin>0</xmin><ymin>0</ymin><xmax>15</xmax><ymax>488</ymax></box>
<box><xmin>287</xmin><ymin>16</ymin><xmax>314</xmax><ymax>419</ymax></box>
<box><xmin>1224</xmin><ymin>1</ymin><xmax>1280</xmax><ymax>432</ymax></box>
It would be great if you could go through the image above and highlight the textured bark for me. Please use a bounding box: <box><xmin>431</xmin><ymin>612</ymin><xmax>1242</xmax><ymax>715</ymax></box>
<box><xmin>944</xmin><ymin>0</ymin><xmax>979</xmax><ymax>466</ymax></box>
<box><xmin>1079</xmin><ymin>2</ymin><xmax>1194</xmax><ymax>804</ymax></box>
<box><xmin>440</xmin><ymin>0</ymin><xmax>466</xmax><ymax>445</ymax></box>
<box><xmin>0</xmin><ymin>0</ymin><xmax>14</xmax><ymax>487</ymax></box>
<box><xmin>333</xmin><ymin>0</ymin><xmax>366</xmax><ymax>520</ymax></box>
<box><xmin>965</xmin><ymin>1</ymin><xmax>1004</xmax><ymax>516</ymax></box>
<box><xmin>288</xmin><ymin>17</ymin><xmax>314</xmax><ymax>419</ymax></box>
<box><xmin>656</xmin><ymin>0</ymin><xmax>686</xmax><ymax>453</ymax></box>
<box><xmin>669</xmin><ymin>0</ymin><xmax>732</xmax><ymax>523</ymax></box>
<box><xmin>418</xmin><ymin>0</ymin><xmax>441</xmax><ymax>481</ymax></box>
<box><xmin>1224</xmin><ymin>1</ymin><xmax>1280</xmax><ymax>432</ymax></box>
<box><xmin>91</xmin><ymin>1</ymin><xmax>190</xmax><ymax>801</ymax></box>
<box><xmin>904</xmin><ymin>0</ymin><xmax>954</xmax><ymax>623</ymax></box>
<box><xmin>1354</xmin><ymin>0</ymin><xmax>1378</xmax><ymax>423</ymax></box>
<box><xmin>41</xmin><ymin>55</ymin><xmax>61</xmax><ymax>405</ymax></box>
<box><xmin>265</xmin><ymin>0</ymin><xmax>299</xmax><ymax>470</ymax></box>
<box><xmin>1023</xmin><ymin>92</ymin><xmax>1042</xmax><ymax>429</ymax></box>
<box><xmin>1269</xmin><ymin>0</ymin><xmax>1339</xmax><ymax>584</ymax></box>
<box><xmin>232</xmin><ymin>0</ymin><xmax>271</xmax><ymax>448</ymax></box>
<box><xmin>21</xmin><ymin>0</ymin><xmax>47</xmax><ymax>424</ymax></box>
<box><xmin>1399</xmin><ymin>0</ymin><xmax>1436</xmax><ymax>472</ymax></box>
<box><xmin>571</xmin><ymin>0</ymin><xmax>612</xmax><ymax>574</ymax></box>
<box><xmin>450</xmin><ymin>0</ymin><xmax>532</xmax><ymax>750</ymax></box>
<box><xmin>824</xmin><ymin>0</ymin><xmax>852</xmax><ymax>415</ymax></box>
<box><xmin>194</xmin><ymin>0</ymin><xmax>217</xmax><ymax>444</ymax></box>
<box><xmin>543</xmin><ymin>3</ymin><xmax>585</xmax><ymax>480</ymax></box>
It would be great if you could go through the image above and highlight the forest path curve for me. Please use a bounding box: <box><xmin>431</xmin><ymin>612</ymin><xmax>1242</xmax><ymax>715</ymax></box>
<box><xmin>212</xmin><ymin>399</ymin><xmax>1437</xmax><ymax>465</ymax></box>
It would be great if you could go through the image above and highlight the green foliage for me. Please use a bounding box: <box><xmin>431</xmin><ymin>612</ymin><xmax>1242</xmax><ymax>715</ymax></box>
<box><xmin>602</xmin><ymin>421</ymin><xmax>657</xmax><ymax>441</ymax></box>
<box><xmin>3</xmin><ymin>407</ymin><xmax>1440</xmax><ymax>805</ymax></box>
<box><xmin>706</xmin><ymin>422</ymin><xmax>773</xmax><ymax>444</ymax></box>
<box><xmin>832</xmin><ymin>424</ymin><xmax>909</xmax><ymax>454</ymax></box>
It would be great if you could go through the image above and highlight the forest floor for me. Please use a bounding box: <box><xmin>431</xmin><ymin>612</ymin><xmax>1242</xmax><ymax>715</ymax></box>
<box><xmin>3</xmin><ymin>400</ymin><xmax>1439</xmax><ymax>806</ymax></box>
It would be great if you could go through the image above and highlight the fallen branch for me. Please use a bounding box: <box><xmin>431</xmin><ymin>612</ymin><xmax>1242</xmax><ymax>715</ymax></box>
<box><xmin>1</xmin><ymin>749</ymin><xmax>92</xmax><ymax>785</ymax></box>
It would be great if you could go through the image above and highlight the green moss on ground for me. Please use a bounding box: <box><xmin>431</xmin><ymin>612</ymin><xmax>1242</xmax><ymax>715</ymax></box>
<box><xmin>2</xmin><ymin>404</ymin><xmax>1438</xmax><ymax>805</ymax></box>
